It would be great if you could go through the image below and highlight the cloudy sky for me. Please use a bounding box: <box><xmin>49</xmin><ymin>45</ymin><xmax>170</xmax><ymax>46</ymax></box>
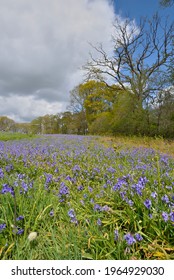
<box><xmin>0</xmin><ymin>0</ymin><xmax>173</xmax><ymax>122</ymax></box>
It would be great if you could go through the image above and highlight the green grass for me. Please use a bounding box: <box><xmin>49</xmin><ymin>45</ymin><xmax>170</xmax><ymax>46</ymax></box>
<box><xmin>0</xmin><ymin>132</ymin><xmax>36</xmax><ymax>141</ymax></box>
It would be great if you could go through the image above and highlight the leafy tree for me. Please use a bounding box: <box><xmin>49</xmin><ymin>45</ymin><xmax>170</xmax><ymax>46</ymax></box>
<box><xmin>68</xmin><ymin>80</ymin><xmax>118</xmax><ymax>134</ymax></box>
<box><xmin>0</xmin><ymin>116</ymin><xmax>16</xmax><ymax>132</ymax></box>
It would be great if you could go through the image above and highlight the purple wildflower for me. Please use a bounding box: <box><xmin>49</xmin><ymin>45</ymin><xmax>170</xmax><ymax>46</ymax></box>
<box><xmin>161</xmin><ymin>194</ymin><xmax>170</xmax><ymax>204</ymax></box>
<box><xmin>97</xmin><ymin>218</ymin><xmax>102</xmax><ymax>226</ymax></box>
<box><xmin>59</xmin><ymin>182</ymin><xmax>69</xmax><ymax>196</ymax></box>
<box><xmin>72</xmin><ymin>165</ymin><xmax>81</xmax><ymax>172</ymax></box>
<box><xmin>101</xmin><ymin>205</ymin><xmax>111</xmax><ymax>212</ymax></box>
<box><xmin>21</xmin><ymin>181</ymin><xmax>28</xmax><ymax>193</ymax></box>
<box><xmin>77</xmin><ymin>185</ymin><xmax>83</xmax><ymax>191</ymax></box>
<box><xmin>144</xmin><ymin>199</ymin><xmax>152</xmax><ymax>209</ymax></box>
<box><xmin>1</xmin><ymin>184</ymin><xmax>14</xmax><ymax>196</ymax></box>
<box><xmin>68</xmin><ymin>208</ymin><xmax>78</xmax><ymax>224</ymax></box>
<box><xmin>18</xmin><ymin>173</ymin><xmax>25</xmax><ymax>180</ymax></box>
<box><xmin>169</xmin><ymin>212</ymin><xmax>174</xmax><ymax>222</ymax></box>
<box><xmin>132</xmin><ymin>177</ymin><xmax>147</xmax><ymax>196</ymax></box>
<box><xmin>125</xmin><ymin>198</ymin><xmax>134</xmax><ymax>206</ymax></box>
<box><xmin>80</xmin><ymin>199</ymin><xmax>85</xmax><ymax>205</ymax></box>
<box><xmin>90</xmin><ymin>198</ymin><xmax>94</xmax><ymax>204</ymax></box>
<box><xmin>151</xmin><ymin>192</ymin><xmax>157</xmax><ymax>198</ymax></box>
<box><xmin>5</xmin><ymin>164</ymin><xmax>13</xmax><ymax>172</ymax></box>
<box><xmin>162</xmin><ymin>212</ymin><xmax>168</xmax><ymax>222</ymax></box>
<box><xmin>114</xmin><ymin>230</ymin><xmax>119</xmax><ymax>241</ymax></box>
<box><xmin>113</xmin><ymin>177</ymin><xmax>127</xmax><ymax>191</ymax></box>
<box><xmin>94</xmin><ymin>204</ymin><xmax>102</xmax><ymax>211</ymax></box>
<box><xmin>124</xmin><ymin>233</ymin><xmax>136</xmax><ymax>246</ymax></box>
<box><xmin>135</xmin><ymin>233</ymin><xmax>143</xmax><ymax>241</ymax></box>
<box><xmin>68</xmin><ymin>209</ymin><xmax>75</xmax><ymax>218</ymax></box>
<box><xmin>0</xmin><ymin>223</ymin><xmax>6</xmax><ymax>232</ymax></box>
<box><xmin>16</xmin><ymin>228</ymin><xmax>24</xmax><ymax>235</ymax></box>
<box><xmin>93</xmin><ymin>167</ymin><xmax>100</xmax><ymax>173</ymax></box>
<box><xmin>50</xmin><ymin>210</ymin><xmax>54</xmax><ymax>217</ymax></box>
<box><xmin>45</xmin><ymin>173</ymin><xmax>53</xmax><ymax>184</ymax></box>
<box><xmin>16</xmin><ymin>216</ymin><xmax>24</xmax><ymax>221</ymax></box>
<box><xmin>107</xmin><ymin>167</ymin><xmax>116</xmax><ymax>173</ymax></box>
<box><xmin>0</xmin><ymin>168</ymin><xmax>4</xmax><ymax>179</ymax></box>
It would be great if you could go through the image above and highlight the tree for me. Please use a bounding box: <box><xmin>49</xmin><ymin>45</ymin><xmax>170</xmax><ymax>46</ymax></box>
<box><xmin>160</xmin><ymin>0</ymin><xmax>174</xmax><ymax>7</ymax></box>
<box><xmin>68</xmin><ymin>80</ymin><xmax>120</xmax><ymax>134</ymax></box>
<box><xmin>0</xmin><ymin>116</ymin><xmax>16</xmax><ymax>132</ymax></box>
<box><xmin>84</xmin><ymin>14</ymin><xmax>174</xmax><ymax>110</ymax></box>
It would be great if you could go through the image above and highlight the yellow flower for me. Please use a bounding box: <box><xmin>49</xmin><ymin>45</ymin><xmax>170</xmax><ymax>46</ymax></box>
<box><xmin>28</xmin><ymin>232</ymin><xmax>37</xmax><ymax>241</ymax></box>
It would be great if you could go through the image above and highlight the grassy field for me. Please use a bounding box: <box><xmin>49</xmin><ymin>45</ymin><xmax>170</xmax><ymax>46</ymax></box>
<box><xmin>0</xmin><ymin>132</ymin><xmax>36</xmax><ymax>141</ymax></box>
<box><xmin>0</xmin><ymin>133</ymin><xmax>174</xmax><ymax>260</ymax></box>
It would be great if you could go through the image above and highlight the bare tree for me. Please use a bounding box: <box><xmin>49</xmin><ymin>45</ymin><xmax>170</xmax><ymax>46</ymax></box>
<box><xmin>160</xmin><ymin>0</ymin><xmax>174</xmax><ymax>7</ymax></box>
<box><xmin>84</xmin><ymin>14</ymin><xmax>174</xmax><ymax>108</ymax></box>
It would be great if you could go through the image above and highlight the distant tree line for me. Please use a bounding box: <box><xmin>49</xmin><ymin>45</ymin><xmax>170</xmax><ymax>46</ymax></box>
<box><xmin>1</xmin><ymin>78</ymin><xmax>174</xmax><ymax>138</ymax></box>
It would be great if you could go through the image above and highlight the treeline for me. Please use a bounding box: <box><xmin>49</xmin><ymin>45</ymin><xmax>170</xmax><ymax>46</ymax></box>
<box><xmin>1</xmin><ymin>79</ymin><xmax>174</xmax><ymax>137</ymax></box>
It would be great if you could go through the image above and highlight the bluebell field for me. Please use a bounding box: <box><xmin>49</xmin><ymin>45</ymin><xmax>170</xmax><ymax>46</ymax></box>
<box><xmin>0</xmin><ymin>134</ymin><xmax>174</xmax><ymax>259</ymax></box>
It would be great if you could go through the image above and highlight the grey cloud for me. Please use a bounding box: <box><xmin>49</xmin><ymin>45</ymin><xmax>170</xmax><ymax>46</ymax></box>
<box><xmin>0</xmin><ymin>0</ymin><xmax>115</xmax><ymax>121</ymax></box>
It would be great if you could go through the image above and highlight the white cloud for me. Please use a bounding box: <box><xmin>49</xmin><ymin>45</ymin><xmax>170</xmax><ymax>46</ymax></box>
<box><xmin>0</xmin><ymin>95</ymin><xmax>67</xmax><ymax>122</ymax></box>
<box><xmin>0</xmin><ymin>0</ymin><xmax>116</xmax><ymax>122</ymax></box>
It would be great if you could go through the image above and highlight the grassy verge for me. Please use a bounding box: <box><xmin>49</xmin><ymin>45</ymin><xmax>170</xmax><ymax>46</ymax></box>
<box><xmin>0</xmin><ymin>132</ymin><xmax>37</xmax><ymax>141</ymax></box>
<box><xmin>99</xmin><ymin>135</ymin><xmax>174</xmax><ymax>157</ymax></box>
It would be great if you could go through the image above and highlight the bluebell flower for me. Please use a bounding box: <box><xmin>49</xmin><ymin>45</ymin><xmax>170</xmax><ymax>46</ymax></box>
<box><xmin>5</xmin><ymin>164</ymin><xmax>13</xmax><ymax>172</ymax></box>
<box><xmin>162</xmin><ymin>212</ymin><xmax>168</xmax><ymax>222</ymax></box>
<box><xmin>18</xmin><ymin>173</ymin><xmax>25</xmax><ymax>180</ymax></box>
<box><xmin>72</xmin><ymin>165</ymin><xmax>81</xmax><ymax>172</ymax></box>
<box><xmin>151</xmin><ymin>192</ymin><xmax>157</xmax><ymax>198</ymax></box>
<box><xmin>97</xmin><ymin>218</ymin><xmax>102</xmax><ymax>226</ymax></box>
<box><xmin>49</xmin><ymin>210</ymin><xmax>54</xmax><ymax>217</ymax></box>
<box><xmin>21</xmin><ymin>181</ymin><xmax>28</xmax><ymax>193</ymax></box>
<box><xmin>161</xmin><ymin>194</ymin><xmax>169</xmax><ymax>204</ymax></box>
<box><xmin>59</xmin><ymin>182</ymin><xmax>69</xmax><ymax>196</ymax></box>
<box><xmin>45</xmin><ymin>173</ymin><xmax>53</xmax><ymax>184</ymax></box>
<box><xmin>16</xmin><ymin>216</ymin><xmax>24</xmax><ymax>221</ymax></box>
<box><xmin>1</xmin><ymin>184</ymin><xmax>14</xmax><ymax>196</ymax></box>
<box><xmin>80</xmin><ymin>200</ymin><xmax>85</xmax><ymax>205</ymax></box>
<box><xmin>77</xmin><ymin>185</ymin><xmax>83</xmax><ymax>191</ymax></box>
<box><xmin>144</xmin><ymin>199</ymin><xmax>152</xmax><ymax>209</ymax></box>
<box><xmin>68</xmin><ymin>209</ymin><xmax>75</xmax><ymax>218</ymax></box>
<box><xmin>16</xmin><ymin>228</ymin><xmax>24</xmax><ymax>235</ymax></box>
<box><xmin>107</xmin><ymin>167</ymin><xmax>116</xmax><ymax>173</ymax></box>
<box><xmin>0</xmin><ymin>168</ymin><xmax>4</xmax><ymax>179</ymax></box>
<box><xmin>169</xmin><ymin>212</ymin><xmax>174</xmax><ymax>222</ymax></box>
<box><xmin>94</xmin><ymin>204</ymin><xmax>102</xmax><ymax>212</ymax></box>
<box><xmin>114</xmin><ymin>230</ymin><xmax>119</xmax><ymax>241</ymax></box>
<box><xmin>102</xmin><ymin>205</ymin><xmax>110</xmax><ymax>212</ymax></box>
<box><xmin>93</xmin><ymin>167</ymin><xmax>100</xmax><ymax>173</ymax></box>
<box><xmin>0</xmin><ymin>223</ymin><xmax>6</xmax><ymax>232</ymax></box>
<box><xmin>135</xmin><ymin>233</ymin><xmax>143</xmax><ymax>241</ymax></box>
<box><xmin>68</xmin><ymin>209</ymin><xmax>78</xmax><ymax>224</ymax></box>
<box><xmin>124</xmin><ymin>233</ymin><xmax>136</xmax><ymax>245</ymax></box>
<box><xmin>90</xmin><ymin>198</ymin><xmax>94</xmax><ymax>204</ymax></box>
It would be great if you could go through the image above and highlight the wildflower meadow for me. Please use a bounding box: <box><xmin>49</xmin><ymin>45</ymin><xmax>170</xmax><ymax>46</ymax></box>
<box><xmin>0</xmin><ymin>134</ymin><xmax>174</xmax><ymax>260</ymax></box>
